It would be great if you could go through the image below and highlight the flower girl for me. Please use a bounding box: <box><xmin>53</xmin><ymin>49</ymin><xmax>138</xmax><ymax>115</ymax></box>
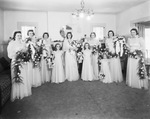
<box><xmin>81</xmin><ymin>43</ymin><xmax>94</xmax><ymax>81</ymax></box>
<box><xmin>51</xmin><ymin>43</ymin><xmax>65</xmax><ymax>83</ymax></box>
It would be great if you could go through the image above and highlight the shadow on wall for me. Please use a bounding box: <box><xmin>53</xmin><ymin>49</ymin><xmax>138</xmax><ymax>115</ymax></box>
<box><xmin>0</xmin><ymin>40</ymin><xmax>10</xmax><ymax>62</ymax></box>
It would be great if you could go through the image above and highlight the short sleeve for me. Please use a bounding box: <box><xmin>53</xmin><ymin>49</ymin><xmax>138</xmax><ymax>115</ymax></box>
<box><xmin>7</xmin><ymin>41</ymin><xmax>15</xmax><ymax>59</ymax></box>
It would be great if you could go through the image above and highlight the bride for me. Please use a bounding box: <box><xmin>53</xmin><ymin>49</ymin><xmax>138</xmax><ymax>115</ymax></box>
<box><xmin>63</xmin><ymin>32</ymin><xmax>79</xmax><ymax>81</ymax></box>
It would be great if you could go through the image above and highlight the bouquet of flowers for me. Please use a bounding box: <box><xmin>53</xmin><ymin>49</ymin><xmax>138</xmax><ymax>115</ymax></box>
<box><xmin>77</xmin><ymin>52</ymin><xmax>84</xmax><ymax>63</ymax></box>
<box><xmin>98</xmin><ymin>72</ymin><xmax>105</xmax><ymax>80</ymax></box>
<box><xmin>92</xmin><ymin>45</ymin><xmax>98</xmax><ymax>55</ymax></box>
<box><xmin>107</xmin><ymin>51</ymin><xmax>118</xmax><ymax>59</ymax></box>
<box><xmin>13</xmin><ymin>50</ymin><xmax>31</xmax><ymax>84</ymax></box>
<box><xmin>45</xmin><ymin>53</ymin><xmax>55</xmax><ymax>69</ymax></box>
<box><xmin>32</xmin><ymin>42</ymin><xmax>43</xmax><ymax>67</ymax></box>
<box><xmin>128</xmin><ymin>50</ymin><xmax>146</xmax><ymax>79</ymax></box>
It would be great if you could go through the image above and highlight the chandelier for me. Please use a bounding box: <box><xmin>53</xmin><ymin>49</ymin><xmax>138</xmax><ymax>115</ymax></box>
<box><xmin>72</xmin><ymin>0</ymin><xmax>94</xmax><ymax>20</ymax></box>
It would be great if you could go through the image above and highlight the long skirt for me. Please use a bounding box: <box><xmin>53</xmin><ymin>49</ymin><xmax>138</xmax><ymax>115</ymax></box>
<box><xmin>11</xmin><ymin>62</ymin><xmax>32</xmax><ymax>101</ymax></box>
<box><xmin>109</xmin><ymin>57</ymin><xmax>123</xmax><ymax>83</ymax></box>
<box><xmin>126</xmin><ymin>57</ymin><xmax>149</xmax><ymax>89</ymax></box>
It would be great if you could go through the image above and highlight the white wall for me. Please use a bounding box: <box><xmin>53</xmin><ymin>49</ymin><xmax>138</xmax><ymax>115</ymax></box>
<box><xmin>116</xmin><ymin>1</ymin><xmax>150</xmax><ymax>36</ymax></box>
<box><xmin>0</xmin><ymin>8</ymin><xmax>4</xmax><ymax>58</ymax></box>
<box><xmin>4</xmin><ymin>11</ymin><xmax>116</xmax><ymax>41</ymax></box>
<box><xmin>48</xmin><ymin>12</ymin><xmax>116</xmax><ymax>40</ymax></box>
<box><xmin>4</xmin><ymin>11</ymin><xmax>48</xmax><ymax>41</ymax></box>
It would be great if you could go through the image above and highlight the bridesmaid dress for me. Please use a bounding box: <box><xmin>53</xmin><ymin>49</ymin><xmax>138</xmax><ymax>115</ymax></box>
<box><xmin>41</xmin><ymin>38</ymin><xmax>51</xmax><ymax>83</ymax></box>
<box><xmin>88</xmin><ymin>38</ymin><xmax>99</xmax><ymax>80</ymax></box>
<box><xmin>81</xmin><ymin>49</ymin><xmax>94</xmax><ymax>81</ymax></box>
<box><xmin>126</xmin><ymin>36</ymin><xmax>148</xmax><ymax>89</ymax></box>
<box><xmin>7</xmin><ymin>39</ymin><xmax>32</xmax><ymax>101</ymax></box>
<box><xmin>105</xmin><ymin>37</ymin><xmax>123</xmax><ymax>83</ymax></box>
<box><xmin>63</xmin><ymin>39</ymin><xmax>79</xmax><ymax>81</ymax></box>
<box><xmin>51</xmin><ymin>50</ymin><xmax>65</xmax><ymax>83</ymax></box>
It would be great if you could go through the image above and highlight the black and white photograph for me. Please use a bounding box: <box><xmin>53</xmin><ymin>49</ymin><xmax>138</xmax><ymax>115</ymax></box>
<box><xmin>0</xmin><ymin>0</ymin><xmax>150</xmax><ymax>119</ymax></box>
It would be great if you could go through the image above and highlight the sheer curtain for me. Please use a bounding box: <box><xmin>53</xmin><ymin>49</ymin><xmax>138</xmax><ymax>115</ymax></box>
<box><xmin>135</xmin><ymin>23</ymin><xmax>145</xmax><ymax>37</ymax></box>
<box><xmin>135</xmin><ymin>23</ymin><xmax>150</xmax><ymax>61</ymax></box>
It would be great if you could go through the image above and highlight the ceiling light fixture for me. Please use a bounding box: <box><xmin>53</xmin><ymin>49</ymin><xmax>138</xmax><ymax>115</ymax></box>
<box><xmin>72</xmin><ymin>0</ymin><xmax>94</xmax><ymax>20</ymax></box>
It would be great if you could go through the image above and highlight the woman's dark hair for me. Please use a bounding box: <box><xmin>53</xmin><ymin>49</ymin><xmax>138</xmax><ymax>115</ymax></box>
<box><xmin>84</xmin><ymin>42</ymin><xmax>90</xmax><ymax>50</ymax></box>
<box><xmin>108</xmin><ymin>30</ymin><xmax>114</xmax><ymax>37</ymax></box>
<box><xmin>27</xmin><ymin>29</ymin><xmax>35</xmax><ymax>36</ymax></box>
<box><xmin>12</xmin><ymin>31</ymin><xmax>22</xmax><ymax>40</ymax></box>
<box><xmin>55</xmin><ymin>43</ymin><xmax>62</xmax><ymax>51</ymax></box>
<box><xmin>130</xmin><ymin>28</ymin><xmax>139</xmax><ymax>35</ymax></box>
<box><xmin>90</xmin><ymin>32</ymin><xmax>96</xmax><ymax>38</ymax></box>
<box><xmin>42</xmin><ymin>32</ymin><xmax>49</xmax><ymax>38</ymax></box>
<box><xmin>66</xmin><ymin>32</ymin><xmax>73</xmax><ymax>39</ymax></box>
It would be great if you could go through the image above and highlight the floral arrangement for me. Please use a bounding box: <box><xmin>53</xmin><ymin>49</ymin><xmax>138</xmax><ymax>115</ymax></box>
<box><xmin>77</xmin><ymin>52</ymin><xmax>84</xmax><ymax>63</ymax></box>
<box><xmin>46</xmin><ymin>53</ymin><xmax>55</xmax><ymax>69</ymax></box>
<box><xmin>91</xmin><ymin>45</ymin><xmax>98</xmax><ymax>55</ymax></box>
<box><xmin>107</xmin><ymin>51</ymin><xmax>118</xmax><ymax>58</ymax></box>
<box><xmin>69</xmin><ymin>40</ymin><xmax>84</xmax><ymax>63</ymax></box>
<box><xmin>13</xmin><ymin>50</ymin><xmax>30</xmax><ymax>84</ymax></box>
<box><xmin>122</xmin><ymin>44</ymin><xmax>129</xmax><ymax>56</ymax></box>
<box><xmin>76</xmin><ymin>41</ymin><xmax>84</xmax><ymax>63</ymax></box>
<box><xmin>114</xmin><ymin>37</ymin><xmax>126</xmax><ymax>57</ymax></box>
<box><xmin>128</xmin><ymin>50</ymin><xmax>146</xmax><ymax>79</ymax></box>
<box><xmin>98</xmin><ymin>72</ymin><xmax>105</xmax><ymax>80</ymax></box>
<box><xmin>32</xmin><ymin>43</ymin><xmax>43</xmax><ymax>67</ymax></box>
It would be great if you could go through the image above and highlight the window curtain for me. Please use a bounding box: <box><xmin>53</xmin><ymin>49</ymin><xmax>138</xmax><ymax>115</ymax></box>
<box><xmin>135</xmin><ymin>23</ymin><xmax>145</xmax><ymax>37</ymax></box>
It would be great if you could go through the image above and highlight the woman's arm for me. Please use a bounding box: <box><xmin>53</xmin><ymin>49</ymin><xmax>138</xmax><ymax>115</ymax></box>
<box><xmin>7</xmin><ymin>41</ymin><xmax>15</xmax><ymax>59</ymax></box>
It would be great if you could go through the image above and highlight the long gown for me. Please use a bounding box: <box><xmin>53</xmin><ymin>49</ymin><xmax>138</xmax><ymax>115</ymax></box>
<box><xmin>81</xmin><ymin>49</ymin><xmax>94</xmax><ymax>81</ymax></box>
<box><xmin>51</xmin><ymin>51</ymin><xmax>65</xmax><ymax>83</ymax></box>
<box><xmin>88</xmin><ymin>39</ymin><xmax>99</xmax><ymax>80</ymax></box>
<box><xmin>105</xmin><ymin>37</ymin><xmax>123</xmax><ymax>83</ymax></box>
<box><xmin>40</xmin><ymin>38</ymin><xmax>51</xmax><ymax>83</ymax></box>
<box><xmin>63</xmin><ymin>39</ymin><xmax>79</xmax><ymax>81</ymax></box>
<box><xmin>7</xmin><ymin>40</ymin><xmax>32</xmax><ymax>101</ymax></box>
<box><xmin>126</xmin><ymin>36</ymin><xmax>149</xmax><ymax>89</ymax></box>
<box><xmin>26</xmin><ymin>37</ymin><xmax>42</xmax><ymax>87</ymax></box>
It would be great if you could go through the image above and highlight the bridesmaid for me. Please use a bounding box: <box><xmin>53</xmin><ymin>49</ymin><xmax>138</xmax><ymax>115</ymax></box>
<box><xmin>26</xmin><ymin>30</ymin><xmax>42</xmax><ymax>87</ymax></box>
<box><xmin>105</xmin><ymin>30</ymin><xmax>123</xmax><ymax>83</ymax></box>
<box><xmin>88</xmin><ymin>32</ymin><xmax>100</xmax><ymax>80</ymax></box>
<box><xmin>7</xmin><ymin>31</ymin><xmax>32</xmax><ymax>101</ymax></box>
<box><xmin>63</xmin><ymin>32</ymin><xmax>79</xmax><ymax>81</ymax></box>
<box><xmin>126</xmin><ymin>28</ymin><xmax>148</xmax><ymax>89</ymax></box>
<box><xmin>41</xmin><ymin>32</ymin><xmax>52</xmax><ymax>83</ymax></box>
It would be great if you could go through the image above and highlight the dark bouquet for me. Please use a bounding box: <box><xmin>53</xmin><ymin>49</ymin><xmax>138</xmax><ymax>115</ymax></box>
<box><xmin>91</xmin><ymin>45</ymin><xmax>98</xmax><ymax>55</ymax></box>
<box><xmin>77</xmin><ymin>52</ymin><xmax>84</xmax><ymax>63</ymax></box>
<box><xmin>47</xmin><ymin>53</ymin><xmax>55</xmax><ymax>69</ymax></box>
<box><xmin>98</xmin><ymin>72</ymin><xmax>105</xmax><ymax>80</ymax></box>
<box><xmin>12</xmin><ymin>50</ymin><xmax>30</xmax><ymax>84</ymax></box>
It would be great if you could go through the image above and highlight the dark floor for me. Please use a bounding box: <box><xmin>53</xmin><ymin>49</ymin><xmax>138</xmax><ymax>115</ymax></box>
<box><xmin>1</xmin><ymin>79</ymin><xmax>150</xmax><ymax>119</ymax></box>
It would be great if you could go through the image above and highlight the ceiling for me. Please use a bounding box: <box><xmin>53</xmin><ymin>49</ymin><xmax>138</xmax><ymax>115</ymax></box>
<box><xmin>0</xmin><ymin>0</ymin><xmax>149</xmax><ymax>14</ymax></box>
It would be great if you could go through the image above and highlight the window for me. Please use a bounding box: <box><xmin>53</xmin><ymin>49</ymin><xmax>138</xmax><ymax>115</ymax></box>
<box><xmin>92</xmin><ymin>26</ymin><xmax>105</xmax><ymax>40</ymax></box>
<box><xmin>17</xmin><ymin>22</ymin><xmax>38</xmax><ymax>40</ymax></box>
<box><xmin>145</xmin><ymin>27</ymin><xmax>150</xmax><ymax>60</ymax></box>
<box><xmin>21</xmin><ymin>26</ymin><xmax>36</xmax><ymax>40</ymax></box>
